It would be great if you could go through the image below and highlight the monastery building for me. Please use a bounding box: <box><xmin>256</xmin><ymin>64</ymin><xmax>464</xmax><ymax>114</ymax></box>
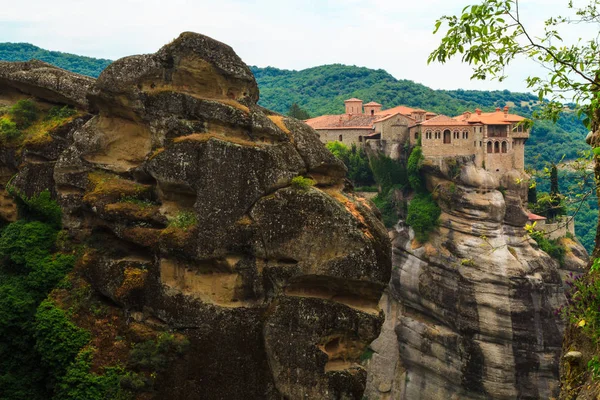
<box><xmin>304</xmin><ymin>98</ymin><xmax>530</xmax><ymax>176</ymax></box>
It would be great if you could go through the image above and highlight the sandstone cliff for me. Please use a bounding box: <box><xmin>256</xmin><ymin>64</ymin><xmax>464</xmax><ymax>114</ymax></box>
<box><xmin>364</xmin><ymin>157</ymin><xmax>588</xmax><ymax>399</ymax></box>
<box><xmin>0</xmin><ymin>33</ymin><xmax>391</xmax><ymax>399</ymax></box>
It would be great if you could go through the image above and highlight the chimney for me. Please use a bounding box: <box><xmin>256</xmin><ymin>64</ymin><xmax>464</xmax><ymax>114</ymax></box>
<box><xmin>475</xmin><ymin>108</ymin><xmax>482</xmax><ymax>115</ymax></box>
<box><xmin>503</xmin><ymin>105</ymin><xmax>509</xmax><ymax>116</ymax></box>
<box><xmin>495</xmin><ymin>107</ymin><xmax>501</xmax><ymax>112</ymax></box>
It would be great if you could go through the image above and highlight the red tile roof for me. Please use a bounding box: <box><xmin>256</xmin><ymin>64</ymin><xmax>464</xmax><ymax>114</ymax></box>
<box><xmin>344</xmin><ymin>98</ymin><xmax>363</xmax><ymax>102</ymax></box>
<box><xmin>456</xmin><ymin>109</ymin><xmax>526</xmax><ymax>125</ymax></box>
<box><xmin>527</xmin><ymin>212</ymin><xmax>547</xmax><ymax>221</ymax></box>
<box><xmin>364</xmin><ymin>101</ymin><xmax>382</xmax><ymax>106</ymax></box>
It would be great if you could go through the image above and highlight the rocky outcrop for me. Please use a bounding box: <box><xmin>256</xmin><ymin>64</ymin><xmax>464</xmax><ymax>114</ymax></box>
<box><xmin>364</xmin><ymin>157</ymin><xmax>588</xmax><ymax>399</ymax></box>
<box><xmin>1</xmin><ymin>32</ymin><xmax>391</xmax><ymax>399</ymax></box>
<box><xmin>0</xmin><ymin>60</ymin><xmax>94</xmax><ymax>108</ymax></box>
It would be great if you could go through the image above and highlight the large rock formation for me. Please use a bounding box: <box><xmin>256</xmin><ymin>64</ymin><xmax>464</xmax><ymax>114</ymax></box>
<box><xmin>364</xmin><ymin>157</ymin><xmax>587</xmax><ymax>399</ymax></box>
<box><xmin>0</xmin><ymin>33</ymin><xmax>391</xmax><ymax>399</ymax></box>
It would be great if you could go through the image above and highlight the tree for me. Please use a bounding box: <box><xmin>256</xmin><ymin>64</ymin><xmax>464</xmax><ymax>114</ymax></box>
<box><xmin>428</xmin><ymin>0</ymin><xmax>600</xmax><ymax>256</ymax></box>
<box><xmin>287</xmin><ymin>103</ymin><xmax>310</xmax><ymax>120</ymax></box>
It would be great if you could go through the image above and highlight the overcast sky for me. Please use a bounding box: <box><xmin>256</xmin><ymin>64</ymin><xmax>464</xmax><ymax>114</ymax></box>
<box><xmin>0</xmin><ymin>0</ymin><xmax>593</xmax><ymax>93</ymax></box>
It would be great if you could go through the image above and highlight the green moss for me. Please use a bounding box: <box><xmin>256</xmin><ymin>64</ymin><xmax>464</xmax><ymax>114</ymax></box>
<box><xmin>168</xmin><ymin>211</ymin><xmax>197</xmax><ymax>230</ymax></box>
<box><xmin>290</xmin><ymin>176</ymin><xmax>315</xmax><ymax>191</ymax></box>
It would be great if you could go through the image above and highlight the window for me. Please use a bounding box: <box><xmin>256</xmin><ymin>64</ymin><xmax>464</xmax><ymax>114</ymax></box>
<box><xmin>339</xmin><ymin>134</ymin><xmax>343</xmax><ymax>141</ymax></box>
<box><xmin>480</xmin><ymin>141</ymin><xmax>482</xmax><ymax>147</ymax></box>
<box><xmin>443</xmin><ymin>129</ymin><xmax>451</xmax><ymax>144</ymax></box>
<box><xmin>435</xmin><ymin>130</ymin><xmax>441</xmax><ymax>139</ymax></box>
<box><xmin>425</xmin><ymin>130</ymin><xmax>432</xmax><ymax>139</ymax></box>
<box><xmin>487</xmin><ymin>141</ymin><xmax>492</xmax><ymax>153</ymax></box>
<box><xmin>453</xmin><ymin>130</ymin><xmax>459</xmax><ymax>139</ymax></box>
<box><xmin>359</xmin><ymin>136</ymin><xmax>363</xmax><ymax>143</ymax></box>
<box><xmin>371</xmin><ymin>110</ymin><xmax>374</xmax><ymax>116</ymax></box>
<box><xmin>463</xmin><ymin>131</ymin><xmax>469</xmax><ymax>139</ymax></box>
<box><xmin>501</xmin><ymin>141</ymin><xmax>507</xmax><ymax>153</ymax></box>
<box><xmin>494</xmin><ymin>141</ymin><xmax>500</xmax><ymax>153</ymax></box>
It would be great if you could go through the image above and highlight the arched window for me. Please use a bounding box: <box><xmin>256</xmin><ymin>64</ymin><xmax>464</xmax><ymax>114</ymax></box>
<box><xmin>487</xmin><ymin>141</ymin><xmax>492</xmax><ymax>153</ymax></box>
<box><xmin>494</xmin><ymin>141</ymin><xmax>500</xmax><ymax>153</ymax></box>
<box><xmin>463</xmin><ymin>131</ymin><xmax>469</xmax><ymax>139</ymax></box>
<box><xmin>339</xmin><ymin>134</ymin><xmax>343</xmax><ymax>141</ymax></box>
<box><xmin>371</xmin><ymin>109</ymin><xmax>374</xmax><ymax>115</ymax></box>
<box><xmin>443</xmin><ymin>129</ymin><xmax>451</xmax><ymax>144</ymax></box>
<box><xmin>502</xmin><ymin>141</ymin><xmax>507</xmax><ymax>153</ymax></box>
<box><xmin>425</xmin><ymin>130</ymin><xmax>432</xmax><ymax>139</ymax></box>
<box><xmin>453</xmin><ymin>130</ymin><xmax>459</xmax><ymax>139</ymax></box>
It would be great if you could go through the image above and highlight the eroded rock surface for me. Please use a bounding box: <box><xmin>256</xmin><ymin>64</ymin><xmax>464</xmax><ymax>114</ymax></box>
<box><xmin>364</xmin><ymin>157</ymin><xmax>587</xmax><ymax>400</ymax></box>
<box><xmin>1</xmin><ymin>32</ymin><xmax>391</xmax><ymax>399</ymax></box>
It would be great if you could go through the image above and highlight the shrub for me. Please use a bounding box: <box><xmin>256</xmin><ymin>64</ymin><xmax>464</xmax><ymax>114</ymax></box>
<box><xmin>370</xmin><ymin>154</ymin><xmax>407</xmax><ymax>195</ymax></box>
<box><xmin>406</xmin><ymin>193</ymin><xmax>441</xmax><ymax>242</ymax></box>
<box><xmin>168</xmin><ymin>211</ymin><xmax>197</xmax><ymax>230</ymax></box>
<box><xmin>12</xmin><ymin>189</ymin><xmax>63</xmax><ymax>228</ymax></box>
<box><xmin>290</xmin><ymin>176</ymin><xmax>315</xmax><ymax>191</ymax></box>
<box><xmin>129</xmin><ymin>333</ymin><xmax>189</xmax><ymax>371</ymax></box>
<box><xmin>561</xmin><ymin>269</ymin><xmax>600</xmax><ymax>342</ymax></box>
<box><xmin>9</xmin><ymin>99</ymin><xmax>39</xmax><ymax>129</ymax></box>
<box><xmin>34</xmin><ymin>300</ymin><xmax>91</xmax><ymax>382</ymax></box>
<box><xmin>47</xmin><ymin>105</ymin><xmax>77</xmax><ymax>121</ymax></box>
<box><xmin>0</xmin><ymin>118</ymin><xmax>21</xmax><ymax>140</ymax></box>
<box><xmin>0</xmin><ymin>220</ymin><xmax>57</xmax><ymax>270</ymax></box>
<box><xmin>407</xmin><ymin>145</ymin><xmax>425</xmax><ymax>193</ymax></box>
<box><xmin>372</xmin><ymin>190</ymin><xmax>399</xmax><ymax>229</ymax></box>
<box><xmin>530</xmin><ymin>230</ymin><xmax>565</xmax><ymax>264</ymax></box>
<box><xmin>53</xmin><ymin>348</ymin><xmax>128</xmax><ymax>400</ymax></box>
<box><xmin>326</xmin><ymin>142</ymin><xmax>374</xmax><ymax>186</ymax></box>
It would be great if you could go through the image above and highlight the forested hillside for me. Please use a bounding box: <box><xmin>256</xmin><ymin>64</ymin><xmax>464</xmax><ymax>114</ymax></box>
<box><xmin>0</xmin><ymin>44</ymin><xmax>594</xmax><ymax>250</ymax></box>
<box><xmin>0</xmin><ymin>43</ymin><xmax>111</xmax><ymax>77</ymax></box>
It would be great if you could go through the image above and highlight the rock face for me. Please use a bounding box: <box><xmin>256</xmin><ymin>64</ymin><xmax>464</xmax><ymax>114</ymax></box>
<box><xmin>364</xmin><ymin>157</ymin><xmax>588</xmax><ymax>399</ymax></box>
<box><xmin>1</xmin><ymin>33</ymin><xmax>391</xmax><ymax>399</ymax></box>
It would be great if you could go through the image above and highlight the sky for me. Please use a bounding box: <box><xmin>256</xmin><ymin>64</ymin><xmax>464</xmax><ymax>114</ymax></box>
<box><xmin>0</xmin><ymin>0</ymin><xmax>595</xmax><ymax>93</ymax></box>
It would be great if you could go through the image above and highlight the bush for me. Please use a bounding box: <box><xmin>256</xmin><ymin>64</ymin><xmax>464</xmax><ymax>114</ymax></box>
<box><xmin>12</xmin><ymin>189</ymin><xmax>63</xmax><ymax>228</ymax></box>
<box><xmin>326</xmin><ymin>142</ymin><xmax>375</xmax><ymax>186</ymax></box>
<box><xmin>47</xmin><ymin>105</ymin><xmax>77</xmax><ymax>121</ymax></box>
<box><xmin>406</xmin><ymin>193</ymin><xmax>441</xmax><ymax>242</ymax></box>
<box><xmin>0</xmin><ymin>118</ymin><xmax>21</xmax><ymax>140</ymax></box>
<box><xmin>370</xmin><ymin>154</ymin><xmax>407</xmax><ymax>195</ymax></box>
<box><xmin>407</xmin><ymin>145</ymin><xmax>425</xmax><ymax>193</ymax></box>
<box><xmin>290</xmin><ymin>176</ymin><xmax>315</xmax><ymax>191</ymax></box>
<box><xmin>9</xmin><ymin>99</ymin><xmax>39</xmax><ymax>129</ymax></box>
<box><xmin>0</xmin><ymin>220</ymin><xmax>56</xmax><ymax>270</ymax></box>
<box><xmin>34</xmin><ymin>300</ymin><xmax>91</xmax><ymax>382</ymax></box>
<box><xmin>129</xmin><ymin>333</ymin><xmax>189</xmax><ymax>371</ymax></box>
<box><xmin>530</xmin><ymin>230</ymin><xmax>565</xmax><ymax>264</ymax></box>
<box><xmin>53</xmin><ymin>348</ymin><xmax>128</xmax><ymax>400</ymax></box>
<box><xmin>372</xmin><ymin>190</ymin><xmax>399</xmax><ymax>228</ymax></box>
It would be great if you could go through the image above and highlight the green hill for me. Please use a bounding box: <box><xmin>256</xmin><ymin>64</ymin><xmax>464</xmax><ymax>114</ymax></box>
<box><xmin>0</xmin><ymin>43</ymin><xmax>111</xmax><ymax>77</ymax></box>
